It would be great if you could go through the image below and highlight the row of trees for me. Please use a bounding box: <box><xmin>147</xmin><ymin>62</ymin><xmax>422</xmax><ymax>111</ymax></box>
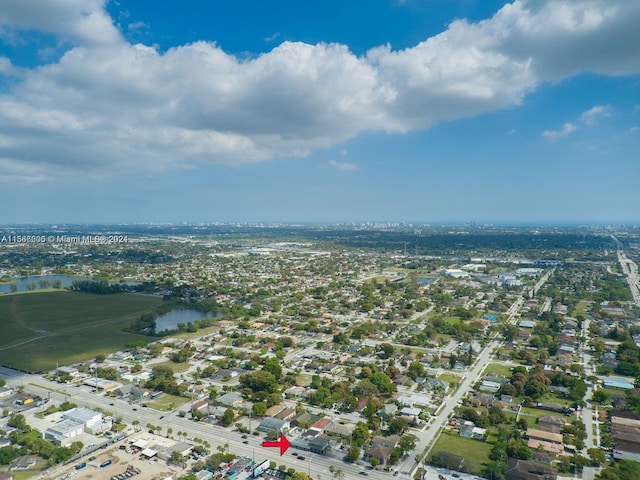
<box><xmin>6</xmin><ymin>414</ymin><xmax>83</xmax><ymax>467</ymax></box>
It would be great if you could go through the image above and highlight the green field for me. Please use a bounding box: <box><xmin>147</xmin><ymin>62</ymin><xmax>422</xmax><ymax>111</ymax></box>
<box><xmin>483</xmin><ymin>363</ymin><xmax>513</xmax><ymax>377</ymax></box>
<box><xmin>0</xmin><ymin>291</ymin><xmax>161</xmax><ymax>372</ymax></box>
<box><xmin>146</xmin><ymin>393</ymin><xmax>190</xmax><ymax>411</ymax></box>
<box><xmin>429</xmin><ymin>430</ymin><xmax>492</xmax><ymax>474</ymax></box>
<box><xmin>151</xmin><ymin>360</ymin><xmax>192</xmax><ymax>374</ymax></box>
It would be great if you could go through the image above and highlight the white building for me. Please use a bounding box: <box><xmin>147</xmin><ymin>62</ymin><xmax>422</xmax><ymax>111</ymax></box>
<box><xmin>42</xmin><ymin>419</ymin><xmax>84</xmax><ymax>446</ymax></box>
<box><xmin>42</xmin><ymin>407</ymin><xmax>111</xmax><ymax>446</ymax></box>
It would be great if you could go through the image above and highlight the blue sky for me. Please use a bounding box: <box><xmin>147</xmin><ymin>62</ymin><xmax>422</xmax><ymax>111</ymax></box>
<box><xmin>0</xmin><ymin>0</ymin><xmax>639</xmax><ymax>224</ymax></box>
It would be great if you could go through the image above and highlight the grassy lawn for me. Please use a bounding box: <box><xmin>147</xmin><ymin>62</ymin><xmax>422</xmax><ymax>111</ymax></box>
<box><xmin>0</xmin><ymin>291</ymin><xmax>161</xmax><ymax>372</ymax></box>
<box><xmin>296</xmin><ymin>374</ymin><xmax>313</xmax><ymax>387</ymax></box>
<box><xmin>573</xmin><ymin>300</ymin><xmax>589</xmax><ymax>318</ymax></box>
<box><xmin>540</xmin><ymin>392</ymin><xmax>573</xmax><ymax>406</ymax></box>
<box><xmin>145</xmin><ymin>393</ymin><xmax>190</xmax><ymax>411</ymax></box>
<box><xmin>151</xmin><ymin>360</ymin><xmax>192</xmax><ymax>374</ymax></box>
<box><xmin>429</xmin><ymin>430</ymin><xmax>492</xmax><ymax>475</ymax></box>
<box><xmin>444</xmin><ymin>316</ymin><xmax>463</xmax><ymax>325</ymax></box>
<box><xmin>520</xmin><ymin>407</ymin><xmax>568</xmax><ymax>425</ymax></box>
<box><xmin>483</xmin><ymin>363</ymin><xmax>513</xmax><ymax>377</ymax></box>
<box><xmin>438</xmin><ymin>372</ymin><xmax>462</xmax><ymax>385</ymax></box>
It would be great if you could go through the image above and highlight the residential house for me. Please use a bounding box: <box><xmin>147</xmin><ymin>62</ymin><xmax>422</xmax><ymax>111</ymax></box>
<box><xmin>216</xmin><ymin>392</ymin><xmax>243</xmax><ymax>408</ymax></box>
<box><xmin>191</xmin><ymin>400</ymin><xmax>209</xmax><ymax>412</ymax></box>
<box><xmin>9</xmin><ymin>456</ymin><xmax>37</xmax><ymax>471</ymax></box>
<box><xmin>505</xmin><ymin>458</ymin><xmax>557</xmax><ymax>480</ymax></box>
<box><xmin>364</xmin><ymin>445</ymin><xmax>392</xmax><ymax>465</ymax></box>
<box><xmin>459</xmin><ymin>425</ymin><xmax>487</xmax><ymax>440</ymax></box>
<box><xmin>371</xmin><ymin>435</ymin><xmax>400</xmax><ymax>449</ymax></box>
<box><xmin>276</xmin><ymin>408</ymin><xmax>297</xmax><ymax>421</ymax></box>
<box><xmin>611</xmin><ymin>412</ymin><xmax>640</xmax><ymax>461</ymax></box>
<box><xmin>537</xmin><ymin>415</ymin><xmax>565</xmax><ymax>434</ymax></box>
<box><xmin>309</xmin><ymin>435</ymin><xmax>331</xmax><ymax>455</ymax></box>
<box><xmin>265</xmin><ymin>405</ymin><xmax>285</xmax><ymax>417</ymax></box>
<box><xmin>310</xmin><ymin>417</ymin><xmax>332</xmax><ymax>433</ymax></box>
<box><xmin>526</xmin><ymin>429</ymin><xmax>563</xmax><ymax>445</ymax></box>
<box><xmin>258</xmin><ymin>417</ymin><xmax>290</xmax><ymax>434</ymax></box>
<box><xmin>527</xmin><ymin>439</ymin><xmax>563</xmax><ymax>458</ymax></box>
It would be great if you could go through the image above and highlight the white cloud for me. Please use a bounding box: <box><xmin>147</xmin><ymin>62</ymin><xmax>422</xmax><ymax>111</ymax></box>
<box><xmin>265</xmin><ymin>32</ymin><xmax>281</xmax><ymax>43</ymax></box>
<box><xmin>327</xmin><ymin>160</ymin><xmax>358</xmax><ymax>171</ymax></box>
<box><xmin>0</xmin><ymin>0</ymin><xmax>122</xmax><ymax>45</ymax></box>
<box><xmin>0</xmin><ymin>0</ymin><xmax>639</xmax><ymax>182</ymax></box>
<box><xmin>542</xmin><ymin>122</ymin><xmax>577</xmax><ymax>140</ymax></box>
<box><xmin>581</xmin><ymin>104</ymin><xmax>612</xmax><ymax>124</ymax></box>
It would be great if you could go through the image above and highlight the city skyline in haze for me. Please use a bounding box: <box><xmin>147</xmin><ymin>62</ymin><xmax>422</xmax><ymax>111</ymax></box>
<box><xmin>0</xmin><ymin>0</ymin><xmax>639</xmax><ymax>224</ymax></box>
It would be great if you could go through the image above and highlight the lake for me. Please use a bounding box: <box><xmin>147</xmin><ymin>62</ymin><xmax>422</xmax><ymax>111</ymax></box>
<box><xmin>155</xmin><ymin>309</ymin><xmax>220</xmax><ymax>332</ymax></box>
<box><xmin>0</xmin><ymin>275</ymin><xmax>95</xmax><ymax>293</ymax></box>
<box><xmin>0</xmin><ymin>274</ymin><xmax>139</xmax><ymax>293</ymax></box>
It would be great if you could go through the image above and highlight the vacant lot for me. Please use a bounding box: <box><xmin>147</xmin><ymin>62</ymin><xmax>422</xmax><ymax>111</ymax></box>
<box><xmin>429</xmin><ymin>429</ymin><xmax>492</xmax><ymax>475</ymax></box>
<box><xmin>0</xmin><ymin>291</ymin><xmax>161</xmax><ymax>372</ymax></box>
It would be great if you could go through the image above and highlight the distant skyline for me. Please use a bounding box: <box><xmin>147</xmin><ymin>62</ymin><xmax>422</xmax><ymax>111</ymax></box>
<box><xmin>0</xmin><ymin>0</ymin><xmax>639</xmax><ymax>224</ymax></box>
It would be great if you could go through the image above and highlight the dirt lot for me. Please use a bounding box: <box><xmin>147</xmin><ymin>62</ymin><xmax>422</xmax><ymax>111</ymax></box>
<box><xmin>42</xmin><ymin>441</ymin><xmax>187</xmax><ymax>480</ymax></box>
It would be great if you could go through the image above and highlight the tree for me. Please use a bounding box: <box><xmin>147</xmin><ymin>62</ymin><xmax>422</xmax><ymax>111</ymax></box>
<box><xmin>351</xmin><ymin>423</ymin><xmax>370</xmax><ymax>447</ymax></box>
<box><xmin>169</xmin><ymin>451</ymin><xmax>186</xmax><ymax>468</ymax></box>
<box><xmin>239</xmin><ymin>370</ymin><xmax>278</xmax><ymax>394</ymax></box>
<box><xmin>252</xmin><ymin>402</ymin><xmax>267</xmax><ymax>417</ymax></box>
<box><xmin>346</xmin><ymin>445</ymin><xmax>360</xmax><ymax>462</ymax></box>
<box><xmin>500</xmin><ymin>322</ymin><xmax>519</xmax><ymax>341</ymax></box>
<box><xmin>523</xmin><ymin>371</ymin><xmax>551</xmax><ymax>400</ymax></box>
<box><xmin>588</xmin><ymin>448</ymin><xmax>606</xmax><ymax>466</ymax></box>
<box><xmin>95</xmin><ymin>353</ymin><xmax>106</xmax><ymax>363</ymax></box>
<box><xmin>221</xmin><ymin>408</ymin><xmax>235</xmax><ymax>426</ymax></box>
<box><xmin>7</xmin><ymin>414</ymin><xmax>30</xmax><ymax>432</ymax></box>
<box><xmin>388</xmin><ymin>417</ymin><xmax>409</xmax><ymax>435</ymax></box>
<box><xmin>263</xmin><ymin>358</ymin><xmax>282</xmax><ymax>381</ymax></box>
<box><xmin>398</xmin><ymin>434</ymin><xmax>417</xmax><ymax>454</ymax></box>
<box><xmin>0</xmin><ymin>446</ymin><xmax>22</xmax><ymax>465</ymax></box>
<box><xmin>592</xmin><ymin>389</ymin><xmax>609</xmax><ymax>404</ymax></box>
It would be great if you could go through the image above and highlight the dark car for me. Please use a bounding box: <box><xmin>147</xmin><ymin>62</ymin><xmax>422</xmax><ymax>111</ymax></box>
<box><xmin>242</xmin><ymin>440</ymin><xmax>249</xmax><ymax>444</ymax></box>
<box><xmin>159</xmin><ymin>415</ymin><xmax>164</xmax><ymax>419</ymax></box>
<box><xmin>241</xmin><ymin>434</ymin><xmax>248</xmax><ymax>439</ymax></box>
<box><xmin>298</xmin><ymin>456</ymin><xmax>305</xmax><ymax>460</ymax></box>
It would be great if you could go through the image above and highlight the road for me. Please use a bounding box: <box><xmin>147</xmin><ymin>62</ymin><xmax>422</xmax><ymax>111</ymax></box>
<box><xmin>398</xmin><ymin>269</ymin><xmax>554</xmax><ymax>476</ymax></box>
<box><xmin>403</xmin><ymin>269</ymin><xmax>553</xmax><ymax>477</ymax></box>
<box><xmin>0</xmin><ymin>367</ymin><xmax>388</xmax><ymax>480</ymax></box>
<box><xmin>611</xmin><ymin>234</ymin><xmax>640</xmax><ymax>306</ymax></box>
<box><xmin>0</xmin><ymin>271</ymin><xmax>553</xmax><ymax>480</ymax></box>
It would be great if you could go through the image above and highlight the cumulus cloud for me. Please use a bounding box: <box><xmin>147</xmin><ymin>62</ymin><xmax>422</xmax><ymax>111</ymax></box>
<box><xmin>542</xmin><ymin>122</ymin><xmax>577</xmax><ymax>140</ymax></box>
<box><xmin>327</xmin><ymin>160</ymin><xmax>358</xmax><ymax>171</ymax></box>
<box><xmin>581</xmin><ymin>105</ymin><xmax>612</xmax><ymax>124</ymax></box>
<box><xmin>0</xmin><ymin>0</ymin><xmax>639</xmax><ymax>182</ymax></box>
<box><xmin>0</xmin><ymin>0</ymin><xmax>122</xmax><ymax>45</ymax></box>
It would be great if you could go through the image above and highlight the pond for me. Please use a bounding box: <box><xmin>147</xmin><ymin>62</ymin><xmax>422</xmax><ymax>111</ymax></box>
<box><xmin>155</xmin><ymin>309</ymin><xmax>220</xmax><ymax>332</ymax></box>
<box><xmin>0</xmin><ymin>274</ymin><xmax>98</xmax><ymax>293</ymax></box>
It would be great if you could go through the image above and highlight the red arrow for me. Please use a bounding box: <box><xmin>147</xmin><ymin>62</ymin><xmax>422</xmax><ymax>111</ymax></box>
<box><xmin>262</xmin><ymin>433</ymin><xmax>291</xmax><ymax>455</ymax></box>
